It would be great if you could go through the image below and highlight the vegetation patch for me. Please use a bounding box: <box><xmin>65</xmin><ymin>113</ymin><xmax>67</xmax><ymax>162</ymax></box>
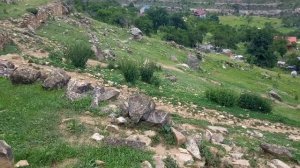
<box><xmin>0</xmin><ymin>42</ymin><xmax>19</xmax><ymax>55</ymax></box>
<box><xmin>205</xmin><ymin>87</ymin><xmax>239</xmax><ymax>107</ymax></box>
<box><xmin>238</xmin><ymin>93</ymin><xmax>272</xmax><ymax>113</ymax></box>
<box><xmin>65</xmin><ymin>41</ymin><xmax>94</xmax><ymax>68</ymax></box>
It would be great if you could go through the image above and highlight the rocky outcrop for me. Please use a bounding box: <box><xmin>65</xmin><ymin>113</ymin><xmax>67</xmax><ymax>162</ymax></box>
<box><xmin>91</xmin><ymin>86</ymin><xmax>120</xmax><ymax>107</ymax></box>
<box><xmin>260</xmin><ymin>143</ymin><xmax>293</xmax><ymax>159</ymax></box>
<box><xmin>171</xmin><ymin>127</ymin><xmax>187</xmax><ymax>146</ymax></box>
<box><xmin>128</xmin><ymin>94</ymin><xmax>156</xmax><ymax>123</ymax></box>
<box><xmin>0</xmin><ymin>140</ymin><xmax>14</xmax><ymax>168</ymax></box>
<box><xmin>42</xmin><ymin>69</ymin><xmax>70</xmax><ymax>90</ymax></box>
<box><xmin>267</xmin><ymin>159</ymin><xmax>291</xmax><ymax>168</ymax></box>
<box><xmin>20</xmin><ymin>2</ymin><xmax>69</xmax><ymax>30</ymax></box>
<box><xmin>10</xmin><ymin>66</ymin><xmax>41</xmax><ymax>84</ymax></box>
<box><xmin>187</xmin><ymin>54</ymin><xmax>200</xmax><ymax>70</ymax></box>
<box><xmin>0</xmin><ymin>60</ymin><xmax>15</xmax><ymax>77</ymax></box>
<box><xmin>66</xmin><ymin>79</ymin><xmax>93</xmax><ymax>101</ymax></box>
<box><xmin>145</xmin><ymin>110</ymin><xmax>170</xmax><ymax>126</ymax></box>
<box><xmin>186</xmin><ymin>138</ymin><xmax>201</xmax><ymax>160</ymax></box>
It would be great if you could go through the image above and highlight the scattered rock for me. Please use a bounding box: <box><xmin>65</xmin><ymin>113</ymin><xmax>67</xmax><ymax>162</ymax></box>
<box><xmin>126</xmin><ymin>134</ymin><xmax>152</xmax><ymax>146</ymax></box>
<box><xmin>91</xmin><ymin>87</ymin><xmax>120</xmax><ymax>108</ymax></box>
<box><xmin>66</xmin><ymin>79</ymin><xmax>93</xmax><ymax>101</ymax></box>
<box><xmin>230</xmin><ymin>152</ymin><xmax>244</xmax><ymax>160</ymax></box>
<box><xmin>128</xmin><ymin>94</ymin><xmax>155</xmax><ymax>123</ymax></box>
<box><xmin>15</xmin><ymin>160</ymin><xmax>29</xmax><ymax>167</ymax></box>
<box><xmin>267</xmin><ymin>159</ymin><xmax>291</xmax><ymax>168</ymax></box>
<box><xmin>95</xmin><ymin>160</ymin><xmax>105</xmax><ymax>166</ymax></box>
<box><xmin>42</xmin><ymin>69</ymin><xmax>70</xmax><ymax>90</ymax></box>
<box><xmin>106</xmin><ymin>125</ymin><xmax>119</xmax><ymax>133</ymax></box>
<box><xmin>0</xmin><ymin>140</ymin><xmax>14</xmax><ymax>168</ymax></box>
<box><xmin>10</xmin><ymin>66</ymin><xmax>40</xmax><ymax>84</ymax></box>
<box><xmin>90</xmin><ymin>133</ymin><xmax>104</xmax><ymax>141</ymax></box>
<box><xmin>101</xmin><ymin>104</ymin><xmax>119</xmax><ymax>114</ymax></box>
<box><xmin>260</xmin><ymin>143</ymin><xmax>293</xmax><ymax>159</ymax></box>
<box><xmin>141</xmin><ymin>160</ymin><xmax>152</xmax><ymax>168</ymax></box>
<box><xmin>231</xmin><ymin>159</ymin><xmax>250</xmax><ymax>168</ymax></box>
<box><xmin>145</xmin><ymin>110</ymin><xmax>170</xmax><ymax>126</ymax></box>
<box><xmin>171</xmin><ymin>127</ymin><xmax>187</xmax><ymax>146</ymax></box>
<box><xmin>170</xmin><ymin>55</ymin><xmax>178</xmax><ymax>62</ymax></box>
<box><xmin>208</xmin><ymin>126</ymin><xmax>228</xmax><ymax>134</ymax></box>
<box><xmin>153</xmin><ymin>155</ymin><xmax>165</xmax><ymax>168</ymax></box>
<box><xmin>176</xmin><ymin>63</ymin><xmax>190</xmax><ymax>70</ymax></box>
<box><xmin>0</xmin><ymin>60</ymin><xmax>15</xmax><ymax>77</ymax></box>
<box><xmin>174</xmin><ymin>152</ymin><xmax>194</xmax><ymax>167</ymax></box>
<box><xmin>186</xmin><ymin>138</ymin><xmax>201</xmax><ymax>160</ymax></box>
<box><xmin>103</xmin><ymin>137</ymin><xmax>146</xmax><ymax>149</ymax></box>
<box><xmin>203</xmin><ymin>130</ymin><xmax>213</xmax><ymax>141</ymax></box>
<box><xmin>211</xmin><ymin>133</ymin><xmax>224</xmax><ymax>144</ymax></box>
<box><xmin>130</xmin><ymin>27</ymin><xmax>143</xmax><ymax>40</ymax></box>
<box><xmin>165</xmin><ymin>75</ymin><xmax>177</xmax><ymax>82</ymax></box>
<box><xmin>144</xmin><ymin>130</ymin><xmax>156</xmax><ymax>138</ymax></box>
<box><xmin>288</xmin><ymin>134</ymin><xmax>300</xmax><ymax>141</ymax></box>
<box><xmin>269</xmin><ymin>90</ymin><xmax>282</xmax><ymax>102</ymax></box>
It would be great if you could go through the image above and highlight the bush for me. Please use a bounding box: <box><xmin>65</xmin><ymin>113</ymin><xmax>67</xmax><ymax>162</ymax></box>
<box><xmin>140</xmin><ymin>61</ymin><xmax>157</xmax><ymax>83</ymax></box>
<box><xmin>205</xmin><ymin>88</ymin><xmax>239</xmax><ymax>107</ymax></box>
<box><xmin>238</xmin><ymin>93</ymin><xmax>272</xmax><ymax>113</ymax></box>
<box><xmin>118</xmin><ymin>58</ymin><xmax>140</xmax><ymax>84</ymax></box>
<box><xmin>26</xmin><ymin>8</ymin><xmax>38</xmax><ymax>15</ymax></box>
<box><xmin>65</xmin><ymin>41</ymin><xmax>94</xmax><ymax>68</ymax></box>
<box><xmin>163</xmin><ymin>155</ymin><xmax>179</xmax><ymax>168</ymax></box>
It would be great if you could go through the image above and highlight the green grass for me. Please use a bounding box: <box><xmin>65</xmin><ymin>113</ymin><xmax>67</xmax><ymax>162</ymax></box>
<box><xmin>0</xmin><ymin>42</ymin><xmax>19</xmax><ymax>55</ymax></box>
<box><xmin>219</xmin><ymin>16</ymin><xmax>296</xmax><ymax>33</ymax></box>
<box><xmin>0</xmin><ymin>78</ymin><xmax>152</xmax><ymax>167</ymax></box>
<box><xmin>0</xmin><ymin>0</ymin><xmax>52</xmax><ymax>20</ymax></box>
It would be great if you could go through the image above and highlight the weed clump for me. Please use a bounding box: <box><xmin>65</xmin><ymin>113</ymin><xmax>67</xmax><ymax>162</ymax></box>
<box><xmin>163</xmin><ymin>155</ymin><xmax>179</xmax><ymax>168</ymax></box>
<box><xmin>238</xmin><ymin>93</ymin><xmax>272</xmax><ymax>113</ymax></box>
<box><xmin>65</xmin><ymin>41</ymin><xmax>94</xmax><ymax>68</ymax></box>
<box><xmin>140</xmin><ymin>61</ymin><xmax>157</xmax><ymax>83</ymax></box>
<box><xmin>118</xmin><ymin>58</ymin><xmax>140</xmax><ymax>84</ymax></box>
<box><xmin>205</xmin><ymin>88</ymin><xmax>239</xmax><ymax>107</ymax></box>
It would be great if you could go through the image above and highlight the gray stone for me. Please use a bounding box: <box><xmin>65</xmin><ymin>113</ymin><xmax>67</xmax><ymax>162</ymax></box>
<box><xmin>10</xmin><ymin>67</ymin><xmax>40</xmax><ymax>84</ymax></box>
<box><xmin>145</xmin><ymin>110</ymin><xmax>170</xmax><ymax>126</ymax></box>
<box><xmin>0</xmin><ymin>140</ymin><xmax>14</xmax><ymax>168</ymax></box>
<box><xmin>66</xmin><ymin>79</ymin><xmax>93</xmax><ymax>101</ymax></box>
<box><xmin>42</xmin><ymin>69</ymin><xmax>70</xmax><ymax>90</ymax></box>
<box><xmin>269</xmin><ymin>90</ymin><xmax>282</xmax><ymax>102</ymax></box>
<box><xmin>91</xmin><ymin>87</ymin><xmax>120</xmax><ymax>108</ymax></box>
<box><xmin>208</xmin><ymin>126</ymin><xmax>228</xmax><ymax>134</ymax></box>
<box><xmin>186</xmin><ymin>138</ymin><xmax>201</xmax><ymax>160</ymax></box>
<box><xmin>187</xmin><ymin>54</ymin><xmax>200</xmax><ymax>70</ymax></box>
<box><xmin>211</xmin><ymin>133</ymin><xmax>224</xmax><ymax>143</ymax></box>
<box><xmin>128</xmin><ymin>94</ymin><xmax>155</xmax><ymax>123</ymax></box>
<box><xmin>141</xmin><ymin>160</ymin><xmax>152</xmax><ymax>168</ymax></box>
<box><xmin>90</xmin><ymin>133</ymin><xmax>104</xmax><ymax>141</ymax></box>
<box><xmin>171</xmin><ymin>127</ymin><xmax>187</xmax><ymax>146</ymax></box>
<box><xmin>165</xmin><ymin>75</ymin><xmax>177</xmax><ymax>82</ymax></box>
<box><xmin>260</xmin><ymin>143</ymin><xmax>293</xmax><ymax>159</ymax></box>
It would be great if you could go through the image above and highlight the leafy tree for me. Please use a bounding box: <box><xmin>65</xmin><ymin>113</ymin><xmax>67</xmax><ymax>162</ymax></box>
<box><xmin>286</xmin><ymin>52</ymin><xmax>300</xmax><ymax>71</ymax></box>
<box><xmin>247</xmin><ymin>28</ymin><xmax>277</xmax><ymax>68</ymax></box>
<box><xmin>146</xmin><ymin>7</ymin><xmax>169</xmax><ymax>31</ymax></box>
<box><xmin>169</xmin><ymin>13</ymin><xmax>187</xmax><ymax>29</ymax></box>
<box><xmin>135</xmin><ymin>16</ymin><xmax>153</xmax><ymax>36</ymax></box>
<box><xmin>272</xmin><ymin>38</ymin><xmax>288</xmax><ymax>57</ymax></box>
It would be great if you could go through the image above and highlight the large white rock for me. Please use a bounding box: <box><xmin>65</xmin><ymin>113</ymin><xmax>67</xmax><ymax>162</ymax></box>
<box><xmin>186</xmin><ymin>138</ymin><xmax>201</xmax><ymax>160</ymax></box>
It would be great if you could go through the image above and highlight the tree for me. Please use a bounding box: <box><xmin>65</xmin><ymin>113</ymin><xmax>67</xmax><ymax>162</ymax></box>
<box><xmin>247</xmin><ymin>28</ymin><xmax>277</xmax><ymax>68</ymax></box>
<box><xmin>146</xmin><ymin>8</ymin><xmax>169</xmax><ymax>31</ymax></box>
<box><xmin>272</xmin><ymin>38</ymin><xmax>288</xmax><ymax>58</ymax></box>
<box><xmin>135</xmin><ymin>16</ymin><xmax>153</xmax><ymax>36</ymax></box>
<box><xmin>286</xmin><ymin>52</ymin><xmax>300</xmax><ymax>71</ymax></box>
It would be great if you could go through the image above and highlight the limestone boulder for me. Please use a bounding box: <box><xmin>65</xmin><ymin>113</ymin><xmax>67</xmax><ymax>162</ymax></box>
<box><xmin>145</xmin><ymin>110</ymin><xmax>170</xmax><ymax>126</ymax></box>
<box><xmin>128</xmin><ymin>94</ymin><xmax>155</xmax><ymax>123</ymax></box>
<box><xmin>10</xmin><ymin>67</ymin><xmax>40</xmax><ymax>84</ymax></box>
<box><xmin>42</xmin><ymin>69</ymin><xmax>70</xmax><ymax>90</ymax></box>
<box><xmin>260</xmin><ymin>143</ymin><xmax>293</xmax><ymax>159</ymax></box>
<box><xmin>66</xmin><ymin>79</ymin><xmax>93</xmax><ymax>101</ymax></box>
<box><xmin>91</xmin><ymin>86</ymin><xmax>120</xmax><ymax>108</ymax></box>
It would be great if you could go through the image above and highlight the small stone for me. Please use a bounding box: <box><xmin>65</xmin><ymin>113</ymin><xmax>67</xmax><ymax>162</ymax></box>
<box><xmin>106</xmin><ymin>125</ymin><xmax>119</xmax><ymax>133</ymax></box>
<box><xmin>126</xmin><ymin>134</ymin><xmax>152</xmax><ymax>146</ymax></box>
<box><xmin>15</xmin><ymin>160</ymin><xmax>29</xmax><ymax>167</ymax></box>
<box><xmin>230</xmin><ymin>152</ymin><xmax>244</xmax><ymax>160</ymax></box>
<box><xmin>174</xmin><ymin>152</ymin><xmax>194</xmax><ymax>167</ymax></box>
<box><xmin>95</xmin><ymin>160</ymin><xmax>105</xmax><ymax>166</ymax></box>
<box><xmin>268</xmin><ymin>159</ymin><xmax>291</xmax><ymax>168</ymax></box>
<box><xmin>91</xmin><ymin>133</ymin><xmax>104</xmax><ymax>141</ymax></box>
<box><xmin>211</xmin><ymin>133</ymin><xmax>224</xmax><ymax>143</ymax></box>
<box><xmin>144</xmin><ymin>130</ymin><xmax>156</xmax><ymax>138</ymax></box>
<box><xmin>171</xmin><ymin>127</ymin><xmax>186</xmax><ymax>146</ymax></box>
<box><xmin>208</xmin><ymin>126</ymin><xmax>228</xmax><ymax>134</ymax></box>
<box><xmin>141</xmin><ymin>160</ymin><xmax>152</xmax><ymax>168</ymax></box>
<box><xmin>232</xmin><ymin>159</ymin><xmax>250</xmax><ymax>168</ymax></box>
<box><xmin>116</xmin><ymin>117</ymin><xmax>127</xmax><ymax>124</ymax></box>
<box><xmin>178</xmin><ymin>148</ymin><xmax>189</xmax><ymax>154</ymax></box>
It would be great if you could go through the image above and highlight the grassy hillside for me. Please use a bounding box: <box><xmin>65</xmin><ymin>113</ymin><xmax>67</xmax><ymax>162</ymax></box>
<box><xmin>35</xmin><ymin>18</ymin><xmax>300</xmax><ymax>127</ymax></box>
<box><xmin>0</xmin><ymin>0</ymin><xmax>53</xmax><ymax>20</ymax></box>
<box><xmin>0</xmin><ymin>78</ymin><xmax>152</xmax><ymax>168</ymax></box>
<box><xmin>219</xmin><ymin>16</ymin><xmax>296</xmax><ymax>33</ymax></box>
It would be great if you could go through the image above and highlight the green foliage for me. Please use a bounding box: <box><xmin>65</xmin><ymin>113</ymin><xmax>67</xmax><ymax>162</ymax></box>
<box><xmin>163</xmin><ymin>155</ymin><xmax>179</xmax><ymax>168</ymax></box>
<box><xmin>205</xmin><ymin>88</ymin><xmax>239</xmax><ymax>107</ymax></box>
<box><xmin>26</xmin><ymin>7</ymin><xmax>38</xmax><ymax>15</ymax></box>
<box><xmin>238</xmin><ymin>93</ymin><xmax>272</xmax><ymax>113</ymax></box>
<box><xmin>118</xmin><ymin>58</ymin><xmax>140</xmax><ymax>84</ymax></box>
<box><xmin>0</xmin><ymin>42</ymin><xmax>19</xmax><ymax>55</ymax></box>
<box><xmin>48</xmin><ymin>50</ymin><xmax>63</xmax><ymax>64</ymax></box>
<box><xmin>199</xmin><ymin>141</ymin><xmax>221</xmax><ymax>167</ymax></box>
<box><xmin>272</xmin><ymin>38</ymin><xmax>288</xmax><ymax>57</ymax></box>
<box><xmin>159</xmin><ymin>124</ymin><xmax>176</xmax><ymax>146</ymax></box>
<box><xmin>150</xmin><ymin>134</ymin><xmax>160</xmax><ymax>146</ymax></box>
<box><xmin>65</xmin><ymin>41</ymin><xmax>93</xmax><ymax>68</ymax></box>
<box><xmin>286</xmin><ymin>52</ymin><xmax>300</xmax><ymax>70</ymax></box>
<box><xmin>135</xmin><ymin>16</ymin><xmax>153</xmax><ymax>36</ymax></box>
<box><xmin>66</xmin><ymin>119</ymin><xmax>85</xmax><ymax>134</ymax></box>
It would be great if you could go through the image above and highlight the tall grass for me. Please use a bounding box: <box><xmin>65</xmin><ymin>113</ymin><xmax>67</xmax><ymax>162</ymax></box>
<box><xmin>65</xmin><ymin>41</ymin><xmax>94</xmax><ymax>68</ymax></box>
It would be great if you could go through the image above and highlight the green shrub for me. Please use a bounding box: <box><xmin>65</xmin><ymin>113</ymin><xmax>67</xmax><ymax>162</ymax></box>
<box><xmin>118</xmin><ymin>58</ymin><xmax>140</xmax><ymax>84</ymax></box>
<box><xmin>205</xmin><ymin>88</ymin><xmax>239</xmax><ymax>107</ymax></box>
<box><xmin>140</xmin><ymin>61</ymin><xmax>157</xmax><ymax>83</ymax></box>
<box><xmin>65</xmin><ymin>41</ymin><xmax>94</xmax><ymax>68</ymax></box>
<box><xmin>163</xmin><ymin>155</ymin><xmax>179</xmax><ymax>168</ymax></box>
<box><xmin>238</xmin><ymin>93</ymin><xmax>272</xmax><ymax>113</ymax></box>
<box><xmin>26</xmin><ymin>8</ymin><xmax>38</xmax><ymax>15</ymax></box>
<box><xmin>200</xmin><ymin>141</ymin><xmax>221</xmax><ymax>167</ymax></box>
